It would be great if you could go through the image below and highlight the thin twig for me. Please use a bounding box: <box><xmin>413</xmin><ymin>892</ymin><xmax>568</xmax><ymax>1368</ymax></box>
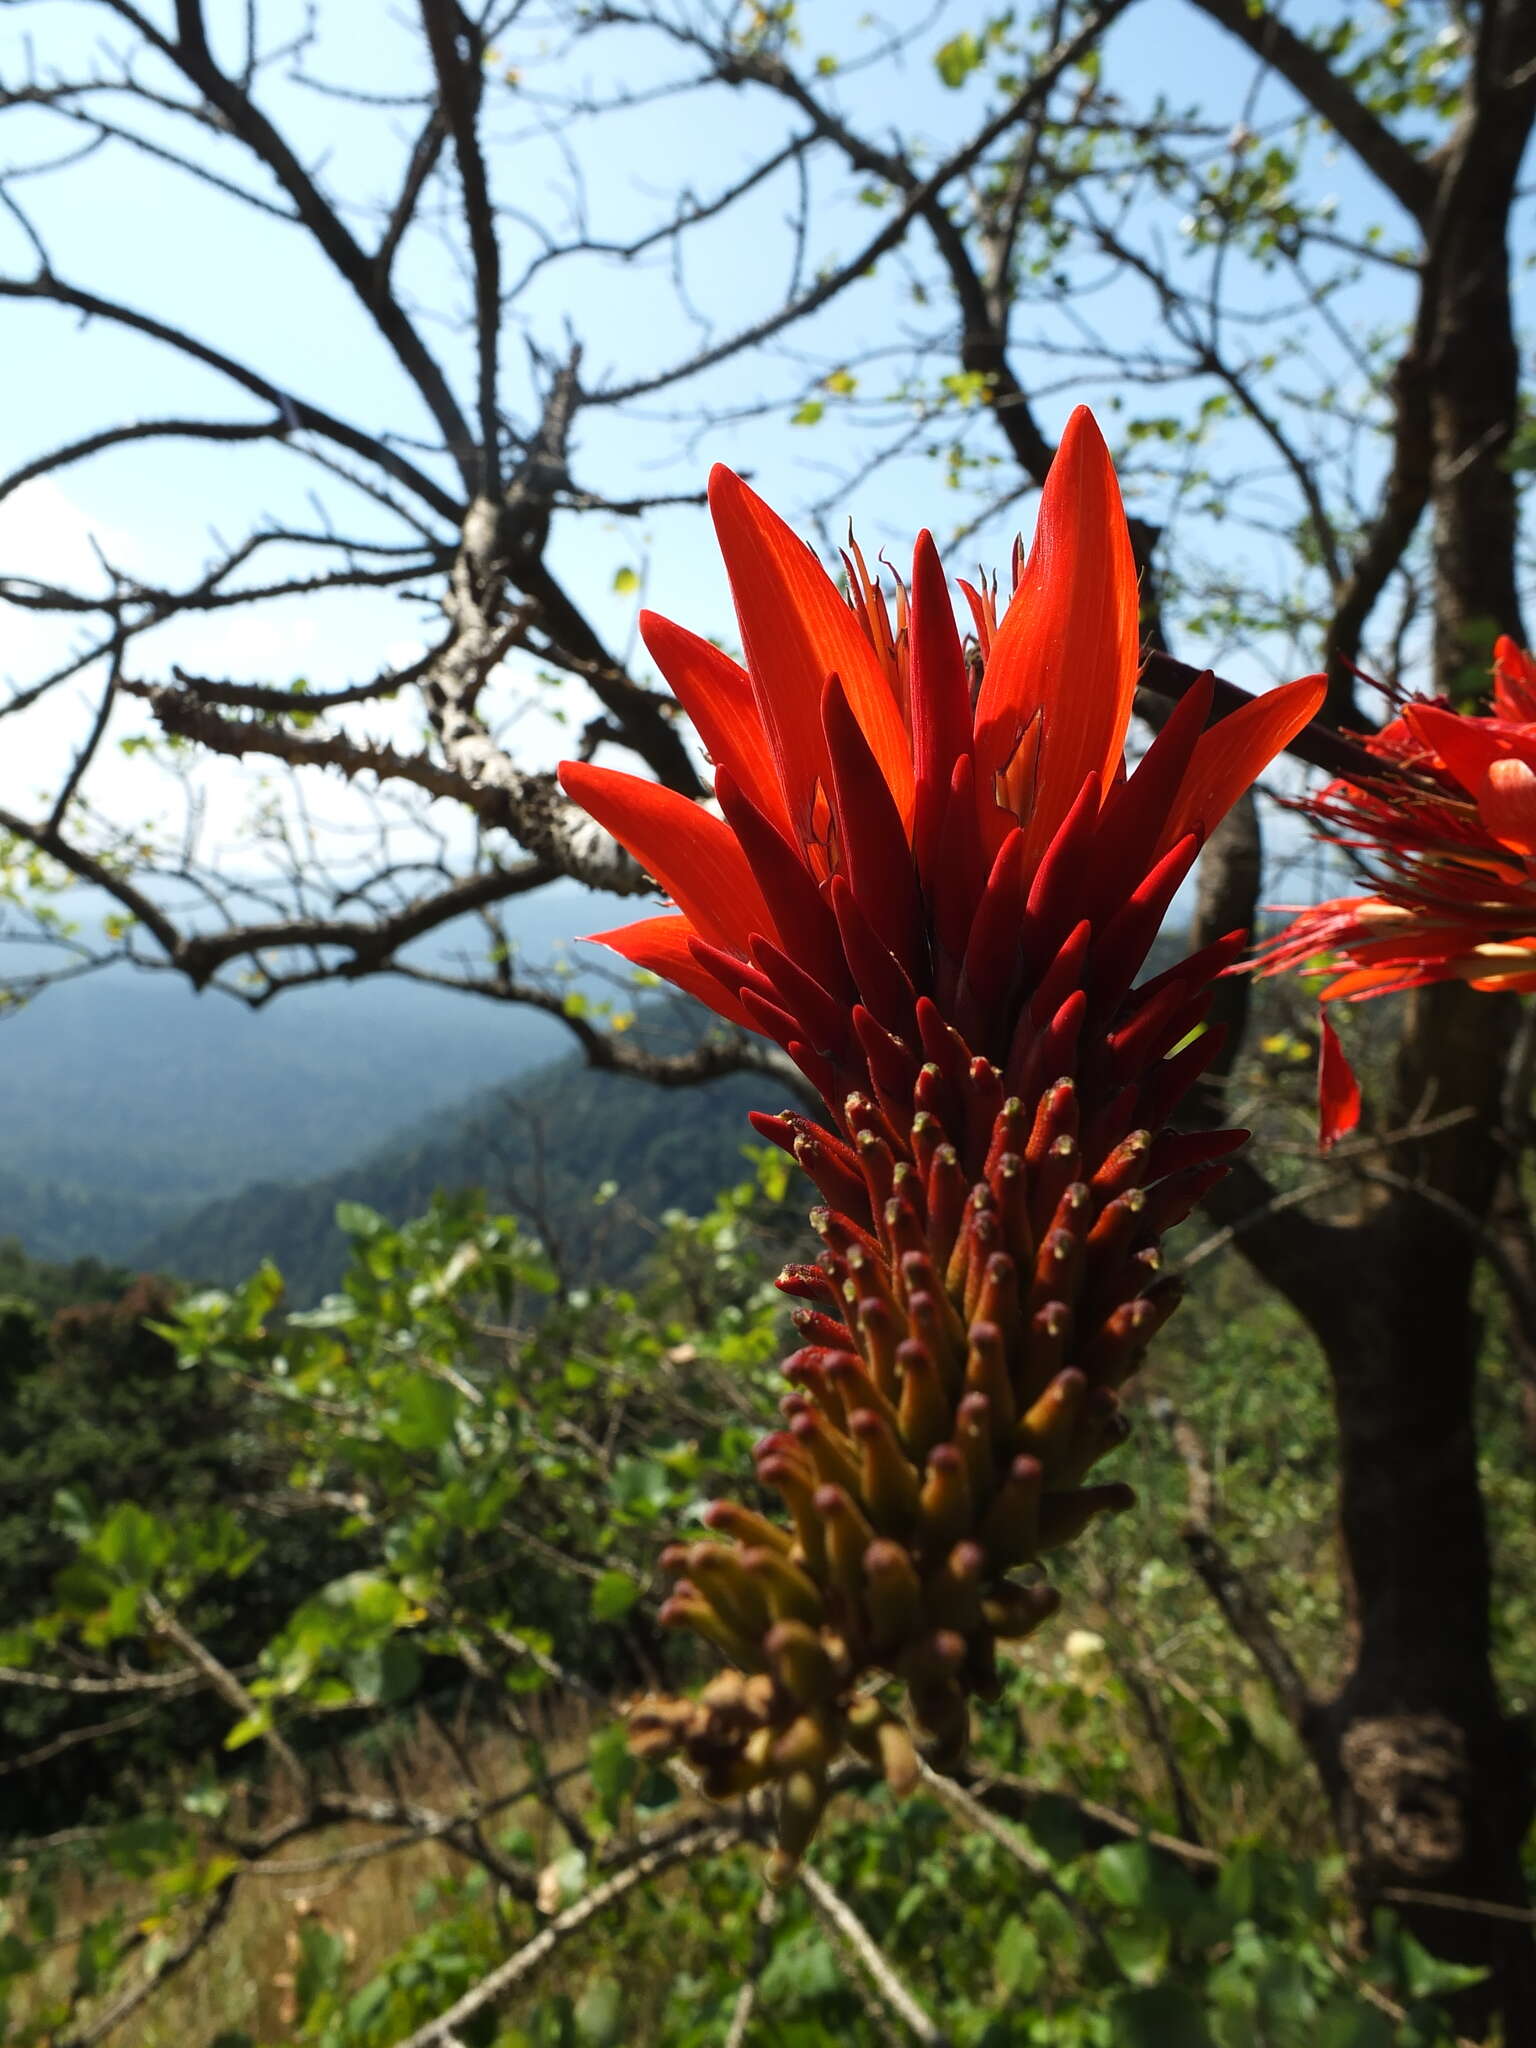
<box><xmin>394</xmin><ymin>1823</ymin><xmax>743</xmax><ymax>2048</ymax></box>
<box><xmin>799</xmin><ymin>1861</ymin><xmax>952</xmax><ymax>2046</ymax></box>
<box><xmin>916</xmin><ymin>1761</ymin><xmax>1122</xmax><ymax>1978</ymax></box>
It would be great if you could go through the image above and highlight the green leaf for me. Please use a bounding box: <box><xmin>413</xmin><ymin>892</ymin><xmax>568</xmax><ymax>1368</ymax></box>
<box><xmin>575</xmin><ymin>1975</ymin><xmax>624</xmax><ymax>2045</ymax></box>
<box><xmin>94</xmin><ymin>1503</ymin><xmax>171</xmax><ymax>1583</ymax></box>
<box><xmin>224</xmin><ymin>1708</ymin><xmax>271</xmax><ymax>1751</ymax></box>
<box><xmin>335</xmin><ymin>1200</ymin><xmax>387</xmax><ymax>1239</ymax></box>
<box><xmin>52</xmin><ymin>1558</ymin><xmax>117</xmax><ymax>1615</ymax></box>
<box><xmin>387</xmin><ymin>1374</ymin><xmax>458</xmax><ymax>1452</ymax></box>
<box><xmin>1394</xmin><ymin>1923</ymin><xmax>1490</xmax><ymax>1998</ymax></box>
<box><xmin>328</xmin><ymin>1570</ymin><xmax>409</xmax><ymax>1631</ymax></box>
<box><xmin>591</xmin><ymin>1570</ymin><xmax>640</xmax><ymax>1622</ymax></box>
<box><xmin>1097</xmin><ymin>1841</ymin><xmax>1161</xmax><ymax>1911</ymax></box>
<box><xmin>52</xmin><ymin>1487</ymin><xmax>96</xmax><ymax>1544</ymax></box>
<box><xmin>588</xmin><ymin>1723</ymin><xmax>637</xmax><ymax>1827</ymax></box>
<box><xmin>790</xmin><ymin>398</ymin><xmax>825</xmax><ymax>427</ymax></box>
<box><xmin>610</xmin><ymin>1457</ymin><xmax>673</xmax><ymax>1517</ymax></box>
<box><xmin>612</xmin><ymin>566</ymin><xmax>639</xmax><ymax>594</ymax></box>
<box><xmin>1110</xmin><ymin>1985</ymin><xmax>1215</xmax><ymax>2047</ymax></box>
<box><xmin>935</xmin><ymin>31</ymin><xmax>984</xmax><ymax>87</ymax></box>
<box><xmin>994</xmin><ymin>1917</ymin><xmax>1043</xmax><ymax>1996</ymax></box>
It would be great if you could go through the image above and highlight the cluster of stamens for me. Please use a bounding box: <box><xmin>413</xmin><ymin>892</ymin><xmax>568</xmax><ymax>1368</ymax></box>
<box><xmin>630</xmin><ymin>1002</ymin><xmax>1239</xmax><ymax>1879</ymax></box>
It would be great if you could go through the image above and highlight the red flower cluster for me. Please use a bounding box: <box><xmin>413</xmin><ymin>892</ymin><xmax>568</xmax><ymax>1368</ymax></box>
<box><xmin>560</xmin><ymin>410</ymin><xmax>1323</xmax><ymax>1873</ymax></box>
<box><xmin>1258</xmin><ymin>639</ymin><xmax>1536</xmax><ymax>1149</ymax></box>
<box><xmin>1259</xmin><ymin>638</ymin><xmax>1536</xmax><ymax>1004</ymax></box>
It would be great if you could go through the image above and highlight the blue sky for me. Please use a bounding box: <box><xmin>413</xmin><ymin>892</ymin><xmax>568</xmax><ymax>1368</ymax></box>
<box><xmin>0</xmin><ymin>0</ymin><xmax>1518</xmax><ymax>928</ymax></box>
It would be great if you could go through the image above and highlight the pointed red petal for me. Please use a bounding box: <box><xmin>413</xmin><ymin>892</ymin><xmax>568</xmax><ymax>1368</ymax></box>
<box><xmin>822</xmin><ymin>674</ymin><xmax>922</xmax><ymax>974</ymax></box>
<box><xmin>583</xmin><ymin>915</ymin><xmax>756</xmax><ymax>1033</ymax></box>
<box><xmin>1318</xmin><ymin>1012</ymin><xmax>1362</xmax><ymax>1152</ymax></box>
<box><xmin>1019</xmin><ymin>772</ymin><xmax>1103</xmax><ymax>982</ymax></box>
<box><xmin>748</xmin><ymin>935</ymin><xmax>860</xmax><ymax>1064</ymax></box>
<box><xmin>1493</xmin><ymin>637</ymin><xmax>1536</xmax><ymax>722</ymax></box>
<box><xmin>1085</xmin><ymin>830</ymin><xmax>1202</xmax><ymax>1014</ymax></box>
<box><xmin>929</xmin><ymin>752</ymin><xmax>990</xmax><ymax>972</ymax></box>
<box><xmin>558</xmin><ymin>761</ymin><xmax>776</xmax><ymax>957</ymax></box>
<box><xmin>1155</xmin><ymin>674</ymin><xmax>1326</xmax><ymax>862</ymax></box>
<box><xmin>707</xmin><ymin>466</ymin><xmax>913</xmax><ymax>838</ymax></box>
<box><xmin>829</xmin><ymin>874</ymin><xmax>918</xmax><ymax>1042</ymax></box>
<box><xmin>960</xmin><ymin>826</ymin><xmax>1032</xmax><ymax>1011</ymax></box>
<box><xmin>1086</xmin><ymin>672</ymin><xmax>1214</xmax><ymax>928</ymax></box>
<box><xmin>973</xmin><ymin>407</ymin><xmax>1140</xmax><ymax>860</ymax></box>
<box><xmin>639</xmin><ymin>609</ymin><xmax>790</xmax><ymax>833</ymax></box>
<box><xmin>909</xmin><ymin>529</ymin><xmax>974</xmax><ymax>881</ymax></box>
<box><xmin>713</xmin><ymin>769</ymin><xmax>854</xmax><ymax>1002</ymax></box>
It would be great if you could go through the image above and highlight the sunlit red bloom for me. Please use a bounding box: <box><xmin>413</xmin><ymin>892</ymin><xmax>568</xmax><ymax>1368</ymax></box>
<box><xmin>560</xmin><ymin>408</ymin><xmax>1323</xmax><ymax>1876</ymax></box>
<box><xmin>1257</xmin><ymin>638</ymin><xmax>1536</xmax><ymax>1003</ymax></box>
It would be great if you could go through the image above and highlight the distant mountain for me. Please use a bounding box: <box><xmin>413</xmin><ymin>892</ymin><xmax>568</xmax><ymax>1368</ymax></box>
<box><xmin>138</xmin><ymin>1007</ymin><xmax>777</xmax><ymax>1302</ymax></box>
<box><xmin>0</xmin><ymin>880</ymin><xmax>646</xmax><ymax>1262</ymax></box>
<box><xmin>4</xmin><ymin>871</ymin><xmax>1201</xmax><ymax>1286</ymax></box>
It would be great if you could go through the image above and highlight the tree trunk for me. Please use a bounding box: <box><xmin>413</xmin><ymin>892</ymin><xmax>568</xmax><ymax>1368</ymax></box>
<box><xmin>1307</xmin><ymin>989</ymin><xmax>1535</xmax><ymax>2032</ymax></box>
<box><xmin>1187</xmin><ymin>15</ymin><xmax>1536</xmax><ymax>2022</ymax></box>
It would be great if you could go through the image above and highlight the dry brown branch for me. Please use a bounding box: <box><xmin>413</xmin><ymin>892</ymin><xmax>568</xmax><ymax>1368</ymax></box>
<box><xmin>799</xmin><ymin>1861</ymin><xmax>950</xmax><ymax>2048</ymax></box>
<box><xmin>723</xmin><ymin>1888</ymin><xmax>781</xmax><ymax>2048</ymax></box>
<box><xmin>394</xmin><ymin>1822</ymin><xmax>745</xmax><ymax>2048</ymax></box>
<box><xmin>916</xmin><ymin>1760</ymin><xmax>1122</xmax><ymax>1977</ymax></box>
<box><xmin>143</xmin><ymin>1593</ymin><xmax>310</xmax><ymax>1806</ymax></box>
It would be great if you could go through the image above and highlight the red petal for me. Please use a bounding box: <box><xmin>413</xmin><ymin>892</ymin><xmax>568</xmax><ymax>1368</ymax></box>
<box><xmin>1477</xmin><ymin>756</ymin><xmax>1536</xmax><ymax>856</ymax></box>
<box><xmin>583</xmin><ymin>914</ymin><xmax>756</xmax><ymax>1033</ymax></box>
<box><xmin>929</xmin><ymin>752</ymin><xmax>990</xmax><ymax>972</ymax></box>
<box><xmin>830</xmin><ymin>874</ymin><xmax>917</xmax><ymax>1042</ymax></box>
<box><xmin>1493</xmin><ymin>636</ymin><xmax>1536</xmax><ymax>723</ymax></box>
<box><xmin>639</xmin><ymin>609</ymin><xmax>790</xmax><ymax>833</ymax></box>
<box><xmin>1155</xmin><ymin>674</ymin><xmax>1326</xmax><ymax>862</ymax></box>
<box><xmin>558</xmin><ymin>761</ymin><xmax>775</xmax><ymax>956</ymax></box>
<box><xmin>1019</xmin><ymin>773</ymin><xmax>1104</xmax><ymax>983</ymax></box>
<box><xmin>1085</xmin><ymin>831</ymin><xmax>1201</xmax><ymax>1014</ymax></box>
<box><xmin>714</xmin><ymin>769</ymin><xmax>854</xmax><ymax>1002</ymax></box>
<box><xmin>1317</xmin><ymin>1012</ymin><xmax>1362</xmax><ymax>1152</ymax></box>
<box><xmin>707</xmin><ymin>466</ymin><xmax>913</xmax><ymax>839</ymax></box>
<box><xmin>973</xmin><ymin>407</ymin><xmax>1140</xmax><ymax>860</ymax></box>
<box><xmin>1403</xmin><ymin>701</ymin><xmax>1536</xmax><ymax>794</ymax></box>
<box><xmin>961</xmin><ymin>826</ymin><xmax>1032</xmax><ymax>1011</ymax></box>
<box><xmin>909</xmin><ymin>529</ymin><xmax>974</xmax><ymax>881</ymax></box>
<box><xmin>1086</xmin><ymin>672</ymin><xmax>1214</xmax><ymax>928</ymax></box>
<box><xmin>822</xmin><ymin>674</ymin><xmax>922</xmax><ymax>974</ymax></box>
<box><xmin>748</xmin><ymin>935</ymin><xmax>860</xmax><ymax>1064</ymax></box>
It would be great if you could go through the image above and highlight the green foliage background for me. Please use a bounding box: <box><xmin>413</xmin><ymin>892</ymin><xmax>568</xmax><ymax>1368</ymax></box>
<box><xmin>3</xmin><ymin>981</ymin><xmax>1530</xmax><ymax>2044</ymax></box>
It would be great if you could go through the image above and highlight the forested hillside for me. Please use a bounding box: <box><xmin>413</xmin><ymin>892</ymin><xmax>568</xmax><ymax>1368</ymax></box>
<box><xmin>139</xmin><ymin>1031</ymin><xmax>774</xmax><ymax>1302</ymax></box>
<box><xmin>0</xmin><ymin>882</ymin><xmax>634</xmax><ymax>1262</ymax></box>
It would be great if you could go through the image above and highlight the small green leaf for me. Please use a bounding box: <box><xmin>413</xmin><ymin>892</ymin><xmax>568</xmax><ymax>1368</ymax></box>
<box><xmin>589</xmin><ymin>1723</ymin><xmax>637</xmax><ymax>1826</ymax></box>
<box><xmin>387</xmin><ymin>1374</ymin><xmax>457</xmax><ymax>1452</ymax></box>
<box><xmin>994</xmin><ymin>1917</ymin><xmax>1043</xmax><ymax>1996</ymax></box>
<box><xmin>336</xmin><ymin>1200</ymin><xmax>387</xmax><ymax>1239</ymax></box>
<box><xmin>612</xmin><ymin>566</ymin><xmax>639</xmax><ymax>594</ymax></box>
<box><xmin>576</xmin><ymin>1976</ymin><xmax>624</xmax><ymax>2045</ymax></box>
<box><xmin>591</xmin><ymin>1570</ymin><xmax>640</xmax><ymax>1622</ymax></box>
<box><xmin>224</xmin><ymin>1709</ymin><xmax>271</xmax><ymax>1752</ymax></box>
<box><xmin>935</xmin><ymin>31</ymin><xmax>984</xmax><ymax>87</ymax></box>
<box><xmin>791</xmin><ymin>399</ymin><xmax>825</xmax><ymax>426</ymax></box>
